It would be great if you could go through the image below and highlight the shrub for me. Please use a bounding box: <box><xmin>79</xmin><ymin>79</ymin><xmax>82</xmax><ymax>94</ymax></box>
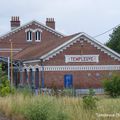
<box><xmin>103</xmin><ymin>74</ymin><xmax>120</xmax><ymax>97</ymax></box>
<box><xmin>24</xmin><ymin>102</ymin><xmax>51</xmax><ymax>120</ymax></box>
<box><xmin>23</xmin><ymin>98</ymin><xmax>68</xmax><ymax>120</ymax></box>
<box><xmin>82</xmin><ymin>89</ymin><xmax>98</xmax><ymax>110</ymax></box>
<box><xmin>0</xmin><ymin>64</ymin><xmax>15</xmax><ymax>96</ymax></box>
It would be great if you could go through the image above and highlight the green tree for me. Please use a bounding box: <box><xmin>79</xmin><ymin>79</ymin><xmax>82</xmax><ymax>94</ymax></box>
<box><xmin>103</xmin><ymin>74</ymin><xmax>120</xmax><ymax>97</ymax></box>
<box><xmin>106</xmin><ymin>26</ymin><xmax>120</xmax><ymax>53</ymax></box>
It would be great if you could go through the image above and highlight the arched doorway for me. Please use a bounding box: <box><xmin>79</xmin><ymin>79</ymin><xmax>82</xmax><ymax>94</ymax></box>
<box><xmin>29</xmin><ymin>68</ymin><xmax>34</xmax><ymax>88</ymax></box>
<box><xmin>35</xmin><ymin>68</ymin><xmax>39</xmax><ymax>88</ymax></box>
<box><xmin>24</xmin><ymin>69</ymin><xmax>28</xmax><ymax>84</ymax></box>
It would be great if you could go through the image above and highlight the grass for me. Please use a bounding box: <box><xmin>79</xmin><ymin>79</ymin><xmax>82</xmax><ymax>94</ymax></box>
<box><xmin>0</xmin><ymin>93</ymin><xmax>120</xmax><ymax>120</ymax></box>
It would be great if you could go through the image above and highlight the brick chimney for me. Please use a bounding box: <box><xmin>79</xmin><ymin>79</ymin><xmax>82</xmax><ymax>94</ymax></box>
<box><xmin>10</xmin><ymin>16</ymin><xmax>20</xmax><ymax>30</ymax></box>
<box><xmin>46</xmin><ymin>18</ymin><xmax>55</xmax><ymax>29</ymax></box>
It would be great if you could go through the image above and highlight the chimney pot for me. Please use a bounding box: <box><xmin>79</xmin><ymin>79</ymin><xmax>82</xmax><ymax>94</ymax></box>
<box><xmin>11</xmin><ymin>16</ymin><xmax>20</xmax><ymax>30</ymax></box>
<box><xmin>46</xmin><ymin>18</ymin><xmax>55</xmax><ymax>29</ymax></box>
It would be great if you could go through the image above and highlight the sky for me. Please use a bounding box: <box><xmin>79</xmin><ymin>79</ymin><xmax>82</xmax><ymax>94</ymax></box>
<box><xmin>0</xmin><ymin>0</ymin><xmax>120</xmax><ymax>43</ymax></box>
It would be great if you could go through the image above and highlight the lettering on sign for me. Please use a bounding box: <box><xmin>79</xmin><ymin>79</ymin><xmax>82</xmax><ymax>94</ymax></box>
<box><xmin>65</xmin><ymin>55</ymin><xmax>99</xmax><ymax>63</ymax></box>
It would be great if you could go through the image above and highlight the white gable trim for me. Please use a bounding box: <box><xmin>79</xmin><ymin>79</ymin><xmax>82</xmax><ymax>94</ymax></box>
<box><xmin>39</xmin><ymin>32</ymin><xmax>120</xmax><ymax>62</ymax></box>
<box><xmin>40</xmin><ymin>33</ymin><xmax>82</xmax><ymax>61</ymax></box>
<box><xmin>0</xmin><ymin>20</ymin><xmax>65</xmax><ymax>39</ymax></box>
<box><xmin>22</xmin><ymin>65</ymin><xmax>120</xmax><ymax>72</ymax></box>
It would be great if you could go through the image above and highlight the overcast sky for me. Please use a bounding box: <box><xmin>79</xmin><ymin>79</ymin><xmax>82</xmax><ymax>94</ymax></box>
<box><xmin>0</xmin><ymin>0</ymin><xmax>120</xmax><ymax>43</ymax></box>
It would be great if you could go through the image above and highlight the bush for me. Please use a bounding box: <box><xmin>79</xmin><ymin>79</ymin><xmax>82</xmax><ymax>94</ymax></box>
<box><xmin>103</xmin><ymin>74</ymin><xmax>120</xmax><ymax>97</ymax></box>
<box><xmin>0</xmin><ymin>64</ymin><xmax>15</xmax><ymax>96</ymax></box>
<box><xmin>23</xmin><ymin>98</ymin><xmax>68</xmax><ymax>120</ymax></box>
<box><xmin>82</xmin><ymin>89</ymin><xmax>98</xmax><ymax>110</ymax></box>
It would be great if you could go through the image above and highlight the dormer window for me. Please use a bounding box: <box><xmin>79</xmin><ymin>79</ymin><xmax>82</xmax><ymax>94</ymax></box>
<box><xmin>35</xmin><ymin>29</ymin><xmax>42</xmax><ymax>42</ymax></box>
<box><xmin>25</xmin><ymin>29</ymin><xmax>33</xmax><ymax>41</ymax></box>
<box><xmin>35</xmin><ymin>31</ymin><xmax>41</xmax><ymax>41</ymax></box>
<box><xmin>25</xmin><ymin>28</ymin><xmax>42</xmax><ymax>42</ymax></box>
<box><xmin>27</xmin><ymin>31</ymin><xmax>32</xmax><ymax>41</ymax></box>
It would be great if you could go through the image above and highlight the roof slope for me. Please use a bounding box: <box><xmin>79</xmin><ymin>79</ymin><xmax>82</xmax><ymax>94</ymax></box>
<box><xmin>0</xmin><ymin>20</ymin><xmax>65</xmax><ymax>40</ymax></box>
<box><xmin>14</xmin><ymin>32</ymin><xmax>120</xmax><ymax>63</ymax></box>
<box><xmin>14</xmin><ymin>33</ymin><xmax>80</xmax><ymax>61</ymax></box>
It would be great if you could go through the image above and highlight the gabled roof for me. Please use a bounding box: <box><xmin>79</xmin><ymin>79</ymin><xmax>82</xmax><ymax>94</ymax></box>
<box><xmin>13</xmin><ymin>33</ymin><xmax>79</xmax><ymax>61</ymax></box>
<box><xmin>40</xmin><ymin>32</ymin><xmax>120</xmax><ymax>62</ymax></box>
<box><xmin>0</xmin><ymin>20</ymin><xmax>65</xmax><ymax>39</ymax></box>
<box><xmin>14</xmin><ymin>32</ymin><xmax>120</xmax><ymax>64</ymax></box>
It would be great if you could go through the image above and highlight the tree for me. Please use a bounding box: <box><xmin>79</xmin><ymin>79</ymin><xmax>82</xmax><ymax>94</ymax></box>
<box><xmin>106</xmin><ymin>26</ymin><xmax>120</xmax><ymax>53</ymax></box>
<box><xmin>103</xmin><ymin>74</ymin><xmax>120</xmax><ymax>97</ymax></box>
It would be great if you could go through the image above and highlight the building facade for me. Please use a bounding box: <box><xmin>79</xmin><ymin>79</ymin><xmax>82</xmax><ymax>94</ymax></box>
<box><xmin>0</xmin><ymin>16</ymin><xmax>120</xmax><ymax>92</ymax></box>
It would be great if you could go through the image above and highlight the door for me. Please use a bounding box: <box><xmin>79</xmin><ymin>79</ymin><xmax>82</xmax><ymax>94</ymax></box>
<box><xmin>64</xmin><ymin>74</ymin><xmax>73</xmax><ymax>88</ymax></box>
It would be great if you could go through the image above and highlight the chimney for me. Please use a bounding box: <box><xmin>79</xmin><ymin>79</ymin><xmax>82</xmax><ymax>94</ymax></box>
<box><xmin>10</xmin><ymin>16</ymin><xmax>20</xmax><ymax>30</ymax></box>
<box><xmin>46</xmin><ymin>18</ymin><xmax>55</xmax><ymax>29</ymax></box>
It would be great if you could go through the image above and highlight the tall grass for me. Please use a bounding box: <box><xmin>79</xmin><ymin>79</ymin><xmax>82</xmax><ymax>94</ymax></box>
<box><xmin>0</xmin><ymin>94</ymin><xmax>120</xmax><ymax>120</ymax></box>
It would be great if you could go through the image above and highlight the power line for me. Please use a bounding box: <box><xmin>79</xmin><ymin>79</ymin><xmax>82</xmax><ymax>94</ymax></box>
<box><xmin>94</xmin><ymin>24</ymin><xmax>120</xmax><ymax>38</ymax></box>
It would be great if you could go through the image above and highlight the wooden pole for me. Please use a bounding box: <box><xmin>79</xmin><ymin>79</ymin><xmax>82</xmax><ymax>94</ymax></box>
<box><xmin>10</xmin><ymin>41</ymin><xmax>13</xmax><ymax>86</ymax></box>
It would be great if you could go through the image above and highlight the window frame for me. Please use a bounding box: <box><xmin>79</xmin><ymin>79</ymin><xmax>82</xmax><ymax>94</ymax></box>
<box><xmin>25</xmin><ymin>29</ymin><xmax>33</xmax><ymax>42</ymax></box>
<box><xmin>35</xmin><ymin>29</ymin><xmax>42</xmax><ymax>42</ymax></box>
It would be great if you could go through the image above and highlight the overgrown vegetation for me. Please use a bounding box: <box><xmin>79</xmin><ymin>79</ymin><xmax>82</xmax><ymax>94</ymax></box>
<box><xmin>103</xmin><ymin>74</ymin><xmax>120</xmax><ymax>98</ymax></box>
<box><xmin>0</xmin><ymin>94</ymin><xmax>120</xmax><ymax>120</ymax></box>
<box><xmin>0</xmin><ymin>63</ymin><xmax>15</xmax><ymax>96</ymax></box>
<box><xmin>82</xmin><ymin>89</ymin><xmax>98</xmax><ymax>110</ymax></box>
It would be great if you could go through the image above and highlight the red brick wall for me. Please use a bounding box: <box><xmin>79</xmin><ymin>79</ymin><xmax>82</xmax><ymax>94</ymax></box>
<box><xmin>44</xmin><ymin>40</ymin><xmax>120</xmax><ymax>65</ymax></box>
<box><xmin>41</xmin><ymin>38</ymin><xmax>120</xmax><ymax>88</ymax></box>
<box><xmin>0</xmin><ymin>23</ymin><xmax>60</xmax><ymax>57</ymax></box>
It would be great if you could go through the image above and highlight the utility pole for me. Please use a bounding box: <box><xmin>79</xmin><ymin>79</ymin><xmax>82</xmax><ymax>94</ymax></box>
<box><xmin>8</xmin><ymin>57</ymin><xmax>10</xmax><ymax>81</ymax></box>
<box><xmin>10</xmin><ymin>40</ymin><xmax>13</xmax><ymax>87</ymax></box>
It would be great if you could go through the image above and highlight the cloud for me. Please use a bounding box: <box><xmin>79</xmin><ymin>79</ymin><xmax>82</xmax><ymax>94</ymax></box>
<box><xmin>0</xmin><ymin>0</ymin><xmax>120</xmax><ymax>43</ymax></box>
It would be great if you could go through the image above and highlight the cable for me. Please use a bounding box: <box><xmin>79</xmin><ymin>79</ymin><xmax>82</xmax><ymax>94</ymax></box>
<box><xmin>93</xmin><ymin>24</ymin><xmax>120</xmax><ymax>38</ymax></box>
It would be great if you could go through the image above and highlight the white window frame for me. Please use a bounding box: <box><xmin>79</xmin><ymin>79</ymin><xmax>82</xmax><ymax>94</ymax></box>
<box><xmin>25</xmin><ymin>29</ymin><xmax>33</xmax><ymax>42</ymax></box>
<box><xmin>35</xmin><ymin>29</ymin><xmax>42</xmax><ymax>42</ymax></box>
<box><xmin>35</xmin><ymin>31</ymin><xmax>41</xmax><ymax>42</ymax></box>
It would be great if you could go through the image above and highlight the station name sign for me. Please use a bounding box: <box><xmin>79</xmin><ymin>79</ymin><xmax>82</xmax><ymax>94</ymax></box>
<box><xmin>65</xmin><ymin>55</ymin><xmax>99</xmax><ymax>63</ymax></box>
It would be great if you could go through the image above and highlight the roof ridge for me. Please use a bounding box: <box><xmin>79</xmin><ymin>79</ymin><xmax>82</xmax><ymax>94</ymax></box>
<box><xmin>0</xmin><ymin>20</ymin><xmax>65</xmax><ymax>39</ymax></box>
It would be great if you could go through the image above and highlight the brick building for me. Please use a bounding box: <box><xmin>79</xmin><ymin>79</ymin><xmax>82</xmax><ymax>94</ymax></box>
<box><xmin>0</xmin><ymin>16</ymin><xmax>120</xmax><ymax>93</ymax></box>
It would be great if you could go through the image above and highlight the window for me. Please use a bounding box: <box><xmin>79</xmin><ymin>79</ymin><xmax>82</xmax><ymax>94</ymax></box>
<box><xmin>35</xmin><ymin>31</ymin><xmax>41</xmax><ymax>41</ymax></box>
<box><xmin>26</xmin><ymin>30</ymin><xmax>32</xmax><ymax>41</ymax></box>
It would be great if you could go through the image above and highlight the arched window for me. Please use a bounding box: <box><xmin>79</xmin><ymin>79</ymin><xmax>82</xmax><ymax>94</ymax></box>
<box><xmin>35</xmin><ymin>31</ymin><xmax>41</xmax><ymax>41</ymax></box>
<box><xmin>26</xmin><ymin>30</ymin><xmax>32</xmax><ymax>41</ymax></box>
<box><xmin>35</xmin><ymin>68</ymin><xmax>39</xmax><ymax>88</ymax></box>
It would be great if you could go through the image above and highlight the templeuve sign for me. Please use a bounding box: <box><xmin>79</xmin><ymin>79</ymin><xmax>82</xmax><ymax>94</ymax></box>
<box><xmin>65</xmin><ymin>55</ymin><xmax>99</xmax><ymax>63</ymax></box>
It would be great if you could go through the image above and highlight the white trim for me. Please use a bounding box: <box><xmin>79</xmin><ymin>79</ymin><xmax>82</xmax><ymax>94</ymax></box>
<box><xmin>22</xmin><ymin>65</ymin><xmax>120</xmax><ymax>72</ymax></box>
<box><xmin>0</xmin><ymin>20</ymin><xmax>65</xmax><ymax>39</ymax></box>
<box><xmin>35</xmin><ymin>30</ymin><xmax>41</xmax><ymax>42</ymax></box>
<box><xmin>34</xmin><ymin>28</ymin><xmax>42</xmax><ymax>32</ymax></box>
<box><xmin>0</xmin><ymin>48</ymin><xmax>22</xmax><ymax>53</ymax></box>
<box><xmin>40</xmin><ymin>32</ymin><xmax>120</xmax><ymax>61</ymax></box>
<box><xmin>26</xmin><ymin>30</ymin><xmax>33</xmax><ymax>41</ymax></box>
<box><xmin>0</xmin><ymin>48</ymin><xmax>22</xmax><ymax>51</ymax></box>
<box><xmin>23</xmin><ymin>59</ymin><xmax>40</xmax><ymax>64</ymax></box>
<box><xmin>25</xmin><ymin>28</ymin><xmax>34</xmax><ymax>32</ymax></box>
<box><xmin>65</xmin><ymin>55</ymin><xmax>99</xmax><ymax>63</ymax></box>
<box><xmin>40</xmin><ymin>33</ymin><xmax>81</xmax><ymax>60</ymax></box>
